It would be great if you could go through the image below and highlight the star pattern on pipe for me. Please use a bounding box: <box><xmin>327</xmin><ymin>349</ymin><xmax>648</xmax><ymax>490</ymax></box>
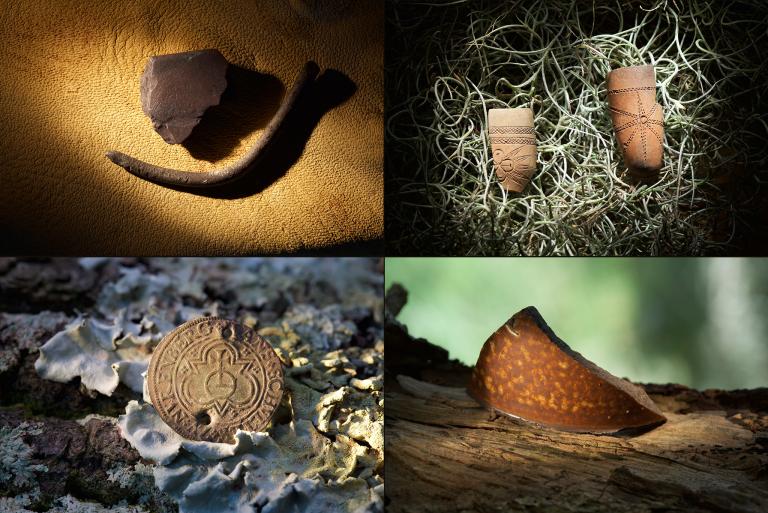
<box><xmin>610</xmin><ymin>93</ymin><xmax>664</xmax><ymax>161</ymax></box>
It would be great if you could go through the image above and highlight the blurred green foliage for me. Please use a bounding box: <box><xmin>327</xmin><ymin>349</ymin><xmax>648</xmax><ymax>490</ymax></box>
<box><xmin>386</xmin><ymin>258</ymin><xmax>768</xmax><ymax>389</ymax></box>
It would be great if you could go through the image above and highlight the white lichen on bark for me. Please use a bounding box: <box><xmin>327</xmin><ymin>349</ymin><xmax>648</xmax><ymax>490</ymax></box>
<box><xmin>28</xmin><ymin>258</ymin><xmax>383</xmax><ymax>513</ymax></box>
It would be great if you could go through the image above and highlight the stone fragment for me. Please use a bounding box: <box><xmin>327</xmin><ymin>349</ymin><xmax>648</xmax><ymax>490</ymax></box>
<box><xmin>467</xmin><ymin>307</ymin><xmax>666</xmax><ymax>433</ymax></box>
<box><xmin>140</xmin><ymin>49</ymin><xmax>228</xmax><ymax>144</ymax></box>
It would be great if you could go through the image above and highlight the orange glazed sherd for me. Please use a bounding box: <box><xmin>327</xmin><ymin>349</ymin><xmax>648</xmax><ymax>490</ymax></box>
<box><xmin>468</xmin><ymin>307</ymin><xmax>666</xmax><ymax>433</ymax></box>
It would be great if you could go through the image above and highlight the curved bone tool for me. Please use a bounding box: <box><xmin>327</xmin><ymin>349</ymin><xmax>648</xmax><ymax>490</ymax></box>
<box><xmin>106</xmin><ymin>61</ymin><xmax>320</xmax><ymax>188</ymax></box>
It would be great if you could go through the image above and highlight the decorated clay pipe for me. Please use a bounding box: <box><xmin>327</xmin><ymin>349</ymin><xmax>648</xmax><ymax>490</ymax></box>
<box><xmin>488</xmin><ymin>108</ymin><xmax>537</xmax><ymax>192</ymax></box>
<box><xmin>467</xmin><ymin>307</ymin><xmax>666</xmax><ymax>433</ymax></box>
<box><xmin>106</xmin><ymin>61</ymin><xmax>320</xmax><ymax>188</ymax></box>
<box><xmin>606</xmin><ymin>65</ymin><xmax>664</xmax><ymax>180</ymax></box>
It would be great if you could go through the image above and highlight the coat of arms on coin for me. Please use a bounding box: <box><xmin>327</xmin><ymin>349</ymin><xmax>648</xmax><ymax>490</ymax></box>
<box><xmin>147</xmin><ymin>317</ymin><xmax>285</xmax><ymax>442</ymax></box>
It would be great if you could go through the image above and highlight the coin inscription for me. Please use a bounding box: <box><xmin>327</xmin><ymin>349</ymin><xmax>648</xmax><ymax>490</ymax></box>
<box><xmin>148</xmin><ymin>317</ymin><xmax>284</xmax><ymax>442</ymax></box>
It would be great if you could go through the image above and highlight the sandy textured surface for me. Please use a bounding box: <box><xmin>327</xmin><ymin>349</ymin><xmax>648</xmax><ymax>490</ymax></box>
<box><xmin>0</xmin><ymin>0</ymin><xmax>382</xmax><ymax>254</ymax></box>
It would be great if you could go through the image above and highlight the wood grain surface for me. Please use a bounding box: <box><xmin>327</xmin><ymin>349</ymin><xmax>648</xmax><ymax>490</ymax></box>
<box><xmin>385</xmin><ymin>289</ymin><xmax>768</xmax><ymax>513</ymax></box>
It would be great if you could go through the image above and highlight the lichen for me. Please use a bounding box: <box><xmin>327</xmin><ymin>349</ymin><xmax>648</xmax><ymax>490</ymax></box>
<box><xmin>117</xmin><ymin>402</ymin><xmax>183</xmax><ymax>465</ymax></box>
<box><xmin>29</xmin><ymin>262</ymin><xmax>336</xmax><ymax>398</ymax></box>
<box><xmin>34</xmin><ymin>317</ymin><xmax>154</xmax><ymax>396</ymax></box>
<box><xmin>104</xmin><ymin>462</ymin><xmax>168</xmax><ymax>511</ymax></box>
<box><xmin>35</xmin><ymin>290</ymin><xmax>218</xmax><ymax>397</ymax></box>
<box><xmin>0</xmin><ymin>493</ymin><xmax>154</xmax><ymax>513</ymax></box>
<box><xmin>96</xmin><ymin>266</ymin><xmax>207</xmax><ymax>317</ymax></box>
<box><xmin>117</xmin><ymin>315</ymin><xmax>383</xmax><ymax>513</ymax></box>
<box><xmin>0</xmin><ymin>350</ymin><xmax>17</xmax><ymax>374</ymax></box>
<box><xmin>46</xmin><ymin>495</ymin><xmax>150</xmax><ymax>513</ymax></box>
<box><xmin>22</xmin><ymin>258</ymin><xmax>382</xmax><ymax>512</ymax></box>
<box><xmin>118</xmin><ymin>374</ymin><xmax>383</xmax><ymax>513</ymax></box>
<box><xmin>0</xmin><ymin>494</ymin><xmax>36</xmax><ymax>513</ymax></box>
<box><xmin>0</xmin><ymin>311</ymin><xmax>71</xmax><ymax>373</ymax></box>
<box><xmin>0</xmin><ymin>422</ymin><xmax>47</xmax><ymax>490</ymax></box>
<box><xmin>187</xmin><ymin>258</ymin><xmax>383</xmax><ymax>313</ymax></box>
<box><xmin>282</xmin><ymin>305</ymin><xmax>357</xmax><ymax>350</ymax></box>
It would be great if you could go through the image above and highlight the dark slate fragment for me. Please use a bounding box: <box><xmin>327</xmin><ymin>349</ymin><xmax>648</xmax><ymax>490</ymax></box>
<box><xmin>140</xmin><ymin>49</ymin><xmax>228</xmax><ymax>144</ymax></box>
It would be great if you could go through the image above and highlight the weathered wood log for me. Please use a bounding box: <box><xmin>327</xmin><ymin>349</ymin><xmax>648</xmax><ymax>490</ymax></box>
<box><xmin>385</xmin><ymin>292</ymin><xmax>768</xmax><ymax>513</ymax></box>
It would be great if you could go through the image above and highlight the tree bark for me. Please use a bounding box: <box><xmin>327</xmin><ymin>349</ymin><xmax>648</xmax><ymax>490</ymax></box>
<box><xmin>0</xmin><ymin>257</ymin><xmax>383</xmax><ymax>512</ymax></box>
<box><xmin>385</xmin><ymin>290</ymin><xmax>768</xmax><ymax>513</ymax></box>
<box><xmin>0</xmin><ymin>258</ymin><xmax>171</xmax><ymax>512</ymax></box>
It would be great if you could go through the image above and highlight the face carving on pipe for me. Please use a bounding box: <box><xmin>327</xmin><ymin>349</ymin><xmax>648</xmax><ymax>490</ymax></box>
<box><xmin>488</xmin><ymin>108</ymin><xmax>537</xmax><ymax>192</ymax></box>
<box><xmin>467</xmin><ymin>307</ymin><xmax>666</xmax><ymax>433</ymax></box>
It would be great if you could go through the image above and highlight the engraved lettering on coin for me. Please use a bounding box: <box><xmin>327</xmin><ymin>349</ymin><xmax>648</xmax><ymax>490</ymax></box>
<box><xmin>148</xmin><ymin>317</ymin><xmax>285</xmax><ymax>442</ymax></box>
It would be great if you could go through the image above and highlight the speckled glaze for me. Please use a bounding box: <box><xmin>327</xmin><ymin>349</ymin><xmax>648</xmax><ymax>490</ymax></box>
<box><xmin>468</xmin><ymin>307</ymin><xmax>666</xmax><ymax>432</ymax></box>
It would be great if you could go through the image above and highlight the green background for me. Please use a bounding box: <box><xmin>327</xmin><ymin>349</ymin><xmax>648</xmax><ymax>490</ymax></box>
<box><xmin>386</xmin><ymin>258</ymin><xmax>768</xmax><ymax>390</ymax></box>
